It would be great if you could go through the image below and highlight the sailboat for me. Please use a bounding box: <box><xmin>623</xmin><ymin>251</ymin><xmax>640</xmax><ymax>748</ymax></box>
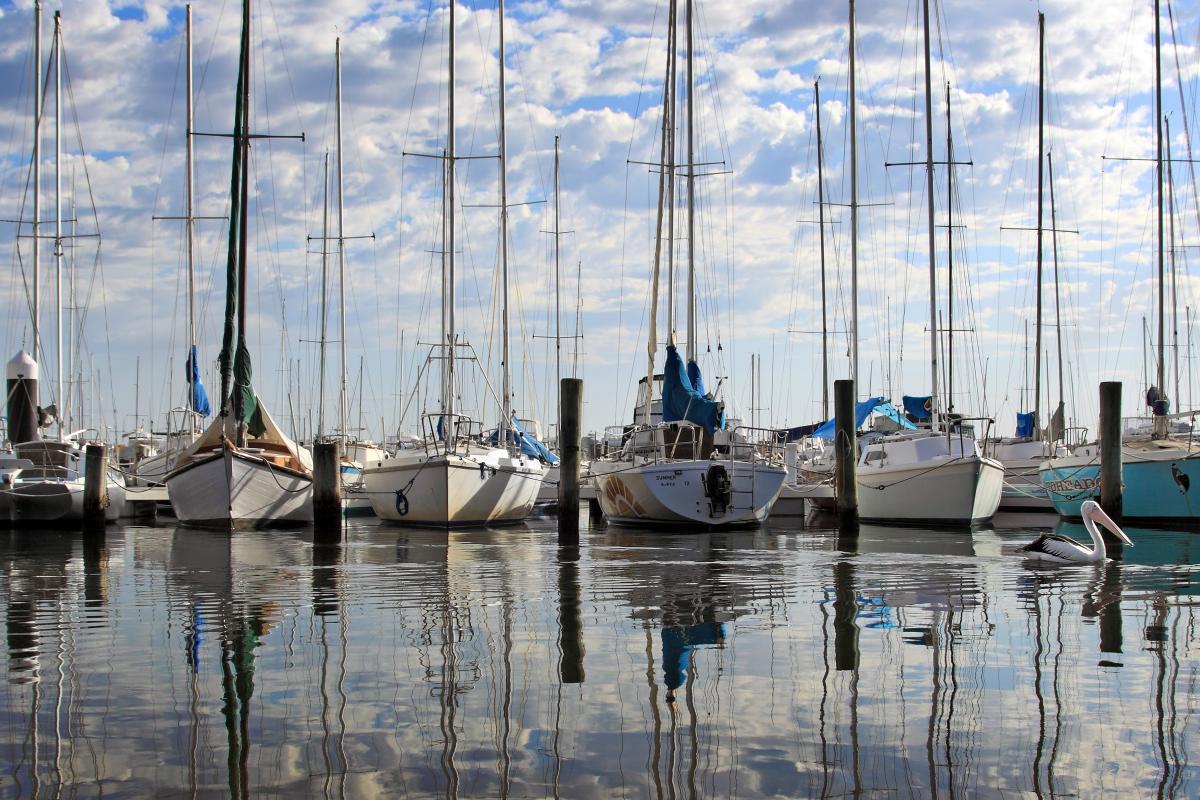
<box><xmin>1039</xmin><ymin>0</ymin><xmax>1199</xmax><ymax>522</ymax></box>
<box><xmin>589</xmin><ymin>0</ymin><xmax>786</xmax><ymax>528</ymax></box>
<box><xmin>988</xmin><ymin>13</ymin><xmax>1067</xmax><ymax>511</ymax></box>
<box><xmin>854</xmin><ymin>0</ymin><xmax>1003</xmax><ymax>526</ymax></box>
<box><xmin>362</xmin><ymin>0</ymin><xmax>546</xmax><ymax>526</ymax></box>
<box><xmin>165</xmin><ymin>0</ymin><xmax>314</xmax><ymax>529</ymax></box>
<box><xmin>8</xmin><ymin>8</ymin><xmax>127</xmax><ymax>526</ymax></box>
<box><xmin>134</xmin><ymin>4</ymin><xmax>212</xmax><ymax>488</ymax></box>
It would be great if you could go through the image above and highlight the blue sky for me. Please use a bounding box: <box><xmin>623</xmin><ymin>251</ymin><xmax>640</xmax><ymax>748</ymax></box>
<box><xmin>0</xmin><ymin>0</ymin><xmax>1197</xmax><ymax>444</ymax></box>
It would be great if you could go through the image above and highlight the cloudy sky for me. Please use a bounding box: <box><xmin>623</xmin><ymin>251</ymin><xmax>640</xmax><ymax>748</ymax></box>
<box><xmin>1</xmin><ymin>0</ymin><xmax>1197</xmax><ymax>443</ymax></box>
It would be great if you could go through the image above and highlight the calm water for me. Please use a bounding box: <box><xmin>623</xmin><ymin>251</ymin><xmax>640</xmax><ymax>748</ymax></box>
<box><xmin>1</xmin><ymin>512</ymin><xmax>1197</xmax><ymax>799</ymax></box>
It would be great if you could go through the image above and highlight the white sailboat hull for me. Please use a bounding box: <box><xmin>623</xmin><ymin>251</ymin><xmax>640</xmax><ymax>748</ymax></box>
<box><xmin>9</xmin><ymin>478</ymin><xmax>126</xmax><ymax>524</ymax></box>
<box><xmin>858</xmin><ymin>455</ymin><xmax>1004</xmax><ymax>524</ymax></box>
<box><xmin>590</xmin><ymin>458</ymin><xmax>786</xmax><ymax>528</ymax></box>
<box><xmin>364</xmin><ymin>447</ymin><xmax>545</xmax><ymax>526</ymax></box>
<box><xmin>166</xmin><ymin>445</ymin><xmax>313</xmax><ymax>530</ymax></box>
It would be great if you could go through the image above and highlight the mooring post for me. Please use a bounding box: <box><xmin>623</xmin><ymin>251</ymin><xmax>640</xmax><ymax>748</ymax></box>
<box><xmin>82</xmin><ymin>444</ymin><xmax>108</xmax><ymax>532</ymax></box>
<box><xmin>834</xmin><ymin>379</ymin><xmax>858</xmax><ymax>527</ymax></box>
<box><xmin>1099</xmin><ymin>381</ymin><xmax>1123</xmax><ymax>521</ymax></box>
<box><xmin>313</xmin><ymin>440</ymin><xmax>343</xmax><ymax>534</ymax></box>
<box><xmin>559</xmin><ymin>378</ymin><xmax>583</xmax><ymax>542</ymax></box>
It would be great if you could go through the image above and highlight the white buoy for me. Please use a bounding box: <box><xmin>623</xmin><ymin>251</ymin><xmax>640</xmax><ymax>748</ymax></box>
<box><xmin>6</xmin><ymin>351</ymin><xmax>39</xmax><ymax>444</ymax></box>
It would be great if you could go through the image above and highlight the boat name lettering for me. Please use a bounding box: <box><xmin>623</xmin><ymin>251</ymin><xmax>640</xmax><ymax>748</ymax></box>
<box><xmin>1045</xmin><ymin>476</ymin><xmax>1100</xmax><ymax>493</ymax></box>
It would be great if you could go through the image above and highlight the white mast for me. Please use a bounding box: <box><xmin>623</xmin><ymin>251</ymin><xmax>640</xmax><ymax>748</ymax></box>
<box><xmin>921</xmin><ymin>0</ymin><xmax>939</xmax><ymax>433</ymax></box>
<box><xmin>32</xmin><ymin>0</ymin><xmax>42</xmax><ymax>366</ymax></box>
<box><xmin>335</xmin><ymin>37</ymin><xmax>349</xmax><ymax>443</ymax></box>
<box><xmin>498</xmin><ymin>0</ymin><xmax>511</xmax><ymax>447</ymax></box>
<box><xmin>317</xmin><ymin>152</ymin><xmax>329</xmax><ymax>438</ymax></box>
<box><xmin>1033</xmin><ymin>12</ymin><xmax>1044</xmax><ymax>436</ymax></box>
<box><xmin>1154</xmin><ymin>0</ymin><xmax>1167</xmax><ymax>439</ymax></box>
<box><xmin>185</xmin><ymin>4</ymin><xmax>198</xmax><ymax>433</ymax></box>
<box><xmin>54</xmin><ymin>10</ymin><xmax>63</xmax><ymax>440</ymax></box>
<box><xmin>553</xmin><ymin>134</ymin><xmax>561</xmax><ymax>433</ymax></box>
<box><xmin>445</xmin><ymin>0</ymin><xmax>456</xmax><ymax>447</ymax></box>
<box><xmin>849</xmin><ymin>0</ymin><xmax>859</xmax><ymax>387</ymax></box>
<box><xmin>685</xmin><ymin>0</ymin><xmax>696</xmax><ymax>363</ymax></box>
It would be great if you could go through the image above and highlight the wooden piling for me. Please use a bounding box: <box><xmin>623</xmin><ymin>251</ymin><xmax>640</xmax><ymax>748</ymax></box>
<box><xmin>1099</xmin><ymin>381</ymin><xmax>1123</xmax><ymax>520</ymax></box>
<box><xmin>313</xmin><ymin>440</ymin><xmax>343</xmax><ymax>534</ymax></box>
<box><xmin>558</xmin><ymin>378</ymin><xmax>583</xmax><ymax>542</ymax></box>
<box><xmin>82</xmin><ymin>444</ymin><xmax>108</xmax><ymax>532</ymax></box>
<box><xmin>834</xmin><ymin>379</ymin><xmax>858</xmax><ymax>526</ymax></box>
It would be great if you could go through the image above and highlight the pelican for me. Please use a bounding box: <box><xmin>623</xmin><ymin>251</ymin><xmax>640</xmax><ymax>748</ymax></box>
<box><xmin>1020</xmin><ymin>500</ymin><xmax>1133</xmax><ymax>563</ymax></box>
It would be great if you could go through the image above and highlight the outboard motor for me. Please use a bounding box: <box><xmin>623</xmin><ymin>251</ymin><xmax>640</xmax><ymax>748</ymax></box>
<box><xmin>704</xmin><ymin>464</ymin><xmax>732</xmax><ymax>516</ymax></box>
<box><xmin>6</xmin><ymin>350</ymin><xmax>39</xmax><ymax>444</ymax></box>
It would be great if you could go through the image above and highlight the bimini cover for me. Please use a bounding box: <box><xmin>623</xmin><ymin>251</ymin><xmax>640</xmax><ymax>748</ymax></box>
<box><xmin>662</xmin><ymin>345</ymin><xmax>724</xmax><ymax>433</ymax></box>
<box><xmin>510</xmin><ymin>416</ymin><xmax>559</xmax><ymax>465</ymax></box>
<box><xmin>811</xmin><ymin>396</ymin><xmax>916</xmax><ymax>440</ymax></box>
<box><xmin>903</xmin><ymin>395</ymin><xmax>933</xmax><ymax>420</ymax></box>
<box><xmin>1016</xmin><ymin>412</ymin><xmax>1035</xmax><ymax>438</ymax></box>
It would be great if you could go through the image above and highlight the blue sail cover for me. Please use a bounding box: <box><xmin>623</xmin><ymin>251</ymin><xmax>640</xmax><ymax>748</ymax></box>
<box><xmin>662</xmin><ymin>345</ymin><xmax>723</xmax><ymax>433</ymax></box>
<box><xmin>510</xmin><ymin>416</ymin><xmax>559</xmax><ymax>465</ymax></box>
<box><xmin>903</xmin><ymin>395</ymin><xmax>933</xmax><ymax>420</ymax></box>
<box><xmin>1016</xmin><ymin>412</ymin><xmax>1035</xmax><ymax>438</ymax></box>
<box><xmin>811</xmin><ymin>396</ymin><xmax>916</xmax><ymax>440</ymax></box>
<box><xmin>686</xmin><ymin>359</ymin><xmax>705</xmax><ymax>395</ymax></box>
<box><xmin>186</xmin><ymin>345</ymin><xmax>212</xmax><ymax>417</ymax></box>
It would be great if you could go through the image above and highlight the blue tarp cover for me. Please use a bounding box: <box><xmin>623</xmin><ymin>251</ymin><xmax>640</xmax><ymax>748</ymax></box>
<box><xmin>811</xmin><ymin>396</ymin><xmax>916</xmax><ymax>440</ymax></box>
<box><xmin>903</xmin><ymin>395</ymin><xmax>932</xmax><ymax>420</ymax></box>
<box><xmin>662</xmin><ymin>345</ymin><xmax>724</xmax><ymax>433</ymax></box>
<box><xmin>510</xmin><ymin>416</ymin><xmax>559</xmax><ymax>465</ymax></box>
<box><xmin>1016</xmin><ymin>412</ymin><xmax>1035</xmax><ymax>438</ymax></box>
<box><xmin>186</xmin><ymin>345</ymin><xmax>212</xmax><ymax>417</ymax></box>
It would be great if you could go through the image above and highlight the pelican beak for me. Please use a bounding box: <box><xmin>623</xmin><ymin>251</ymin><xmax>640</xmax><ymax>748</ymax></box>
<box><xmin>1088</xmin><ymin>503</ymin><xmax>1134</xmax><ymax>546</ymax></box>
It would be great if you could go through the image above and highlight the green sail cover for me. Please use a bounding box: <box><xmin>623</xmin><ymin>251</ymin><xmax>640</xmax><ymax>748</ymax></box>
<box><xmin>233</xmin><ymin>342</ymin><xmax>264</xmax><ymax>436</ymax></box>
<box><xmin>217</xmin><ymin>2</ymin><xmax>248</xmax><ymax>418</ymax></box>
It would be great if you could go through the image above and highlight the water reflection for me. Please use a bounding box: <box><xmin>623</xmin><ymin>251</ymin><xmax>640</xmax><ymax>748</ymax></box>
<box><xmin>0</xmin><ymin>519</ymin><xmax>1196</xmax><ymax>798</ymax></box>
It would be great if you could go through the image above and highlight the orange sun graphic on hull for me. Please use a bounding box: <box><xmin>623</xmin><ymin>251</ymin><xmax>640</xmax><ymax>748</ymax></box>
<box><xmin>603</xmin><ymin>476</ymin><xmax>646</xmax><ymax>518</ymax></box>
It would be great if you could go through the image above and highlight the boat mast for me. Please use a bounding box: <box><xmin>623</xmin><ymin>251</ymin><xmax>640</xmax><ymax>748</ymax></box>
<box><xmin>1047</xmin><ymin>150</ymin><xmax>1066</xmax><ymax>433</ymax></box>
<box><xmin>945</xmin><ymin>81</ymin><xmax>954</xmax><ymax>416</ymax></box>
<box><xmin>445</xmin><ymin>0</ymin><xmax>456</xmax><ymax>447</ymax></box>
<box><xmin>232</xmin><ymin>0</ymin><xmax>252</xmax><ymax>446</ymax></box>
<box><xmin>1034</xmin><ymin>12</ymin><xmax>1045</xmax><ymax>438</ymax></box>
<box><xmin>186</xmin><ymin>4</ymin><xmax>199</xmax><ymax>433</ymax></box>
<box><xmin>336</xmin><ymin>37</ymin><xmax>349</xmax><ymax>444</ymax></box>
<box><xmin>54</xmin><ymin>10</ymin><xmax>62</xmax><ymax>441</ymax></box>
<box><xmin>921</xmin><ymin>0</ymin><xmax>938</xmax><ymax>433</ymax></box>
<box><xmin>553</xmin><ymin>133</ymin><xmax>561</xmax><ymax>433</ymax></box>
<box><xmin>498</xmin><ymin>0</ymin><xmax>510</xmax><ymax>447</ymax></box>
<box><xmin>685</xmin><ymin>0</ymin><xmax>696</xmax><ymax>364</ymax></box>
<box><xmin>815</xmin><ymin>79</ymin><xmax>830</xmax><ymax>420</ymax></box>
<box><xmin>1154</xmin><ymin>0</ymin><xmax>1166</xmax><ymax>438</ymax></box>
<box><xmin>646</xmin><ymin>0</ymin><xmax>676</xmax><ymax>426</ymax></box>
<box><xmin>317</xmin><ymin>152</ymin><xmax>330</xmax><ymax>438</ymax></box>
<box><xmin>1167</xmin><ymin>117</ymin><xmax>1180</xmax><ymax>406</ymax></box>
<box><xmin>849</xmin><ymin>0</ymin><xmax>859</xmax><ymax>387</ymax></box>
<box><xmin>32</xmin><ymin>0</ymin><xmax>42</xmax><ymax>367</ymax></box>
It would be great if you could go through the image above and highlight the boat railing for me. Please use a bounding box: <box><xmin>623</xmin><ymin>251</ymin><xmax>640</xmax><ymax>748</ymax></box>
<box><xmin>729</xmin><ymin>425</ymin><xmax>787</xmax><ymax>466</ymax></box>
<box><xmin>419</xmin><ymin>413</ymin><xmax>483</xmax><ymax>456</ymax></box>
